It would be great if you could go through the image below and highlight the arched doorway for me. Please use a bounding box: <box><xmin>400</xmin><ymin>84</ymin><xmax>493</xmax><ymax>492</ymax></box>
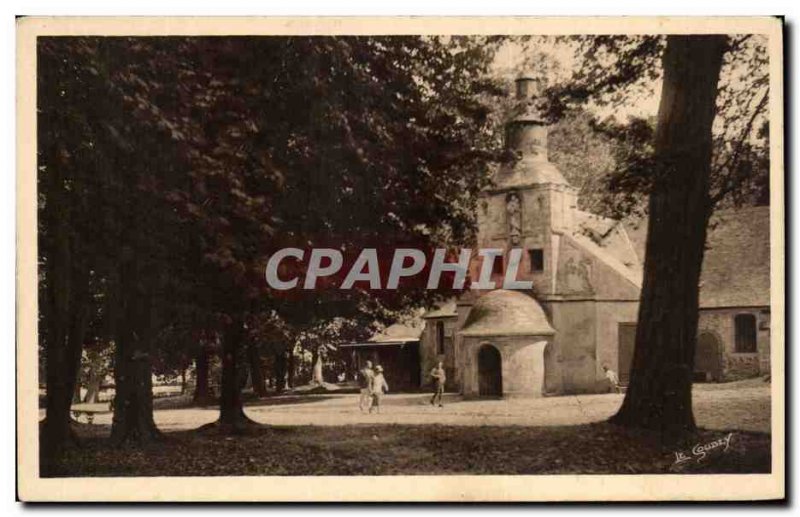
<box><xmin>695</xmin><ymin>332</ymin><xmax>722</xmax><ymax>382</ymax></box>
<box><xmin>478</xmin><ymin>344</ymin><xmax>502</xmax><ymax>396</ymax></box>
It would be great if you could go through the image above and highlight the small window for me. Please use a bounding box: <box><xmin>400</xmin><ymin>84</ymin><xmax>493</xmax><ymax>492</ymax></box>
<box><xmin>491</xmin><ymin>255</ymin><xmax>504</xmax><ymax>276</ymax></box>
<box><xmin>734</xmin><ymin>314</ymin><xmax>757</xmax><ymax>353</ymax></box>
<box><xmin>529</xmin><ymin>249</ymin><xmax>544</xmax><ymax>272</ymax></box>
<box><xmin>435</xmin><ymin>321</ymin><xmax>445</xmax><ymax>355</ymax></box>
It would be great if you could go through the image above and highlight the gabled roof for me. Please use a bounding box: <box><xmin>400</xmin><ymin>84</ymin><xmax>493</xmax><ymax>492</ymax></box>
<box><xmin>575</xmin><ymin>210</ymin><xmax>617</xmax><ymax>240</ymax></box>
<box><xmin>369</xmin><ymin>318</ymin><xmax>424</xmax><ymax>343</ymax></box>
<box><xmin>422</xmin><ymin>299</ymin><xmax>457</xmax><ymax>319</ymax></box>
<box><xmin>568</xmin><ymin>232</ymin><xmax>643</xmax><ymax>290</ymax></box>
<box><xmin>575</xmin><ymin>211</ymin><xmax>641</xmax><ymax>269</ymax></box>
<box><xmin>626</xmin><ymin>206</ymin><xmax>771</xmax><ymax>309</ymax></box>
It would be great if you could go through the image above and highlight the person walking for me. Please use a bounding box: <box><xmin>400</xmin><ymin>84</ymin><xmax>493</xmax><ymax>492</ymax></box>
<box><xmin>429</xmin><ymin>361</ymin><xmax>446</xmax><ymax>407</ymax></box>
<box><xmin>370</xmin><ymin>365</ymin><xmax>389</xmax><ymax>414</ymax></box>
<box><xmin>358</xmin><ymin>360</ymin><xmax>375</xmax><ymax>412</ymax></box>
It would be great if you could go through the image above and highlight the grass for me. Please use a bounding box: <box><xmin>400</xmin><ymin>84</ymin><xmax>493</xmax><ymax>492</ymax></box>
<box><xmin>47</xmin><ymin>422</ymin><xmax>770</xmax><ymax>477</ymax></box>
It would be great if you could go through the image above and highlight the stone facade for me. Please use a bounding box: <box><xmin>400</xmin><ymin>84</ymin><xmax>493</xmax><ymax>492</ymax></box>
<box><xmin>697</xmin><ymin>308</ymin><xmax>771</xmax><ymax>381</ymax></box>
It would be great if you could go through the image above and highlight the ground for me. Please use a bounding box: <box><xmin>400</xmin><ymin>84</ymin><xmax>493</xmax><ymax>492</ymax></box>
<box><xmin>46</xmin><ymin>379</ymin><xmax>771</xmax><ymax>476</ymax></box>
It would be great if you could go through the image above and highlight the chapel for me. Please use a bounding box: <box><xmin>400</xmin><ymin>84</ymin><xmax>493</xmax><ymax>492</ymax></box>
<box><xmin>417</xmin><ymin>76</ymin><xmax>771</xmax><ymax>396</ymax></box>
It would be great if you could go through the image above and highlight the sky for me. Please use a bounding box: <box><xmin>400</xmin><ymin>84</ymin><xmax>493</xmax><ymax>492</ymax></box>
<box><xmin>491</xmin><ymin>37</ymin><xmax>662</xmax><ymax>121</ymax></box>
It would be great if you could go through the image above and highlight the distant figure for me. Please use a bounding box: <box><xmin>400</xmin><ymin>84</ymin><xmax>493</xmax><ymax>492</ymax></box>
<box><xmin>358</xmin><ymin>360</ymin><xmax>375</xmax><ymax>412</ymax></box>
<box><xmin>603</xmin><ymin>365</ymin><xmax>621</xmax><ymax>394</ymax></box>
<box><xmin>370</xmin><ymin>365</ymin><xmax>389</xmax><ymax>414</ymax></box>
<box><xmin>430</xmin><ymin>361</ymin><xmax>446</xmax><ymax>407</ymax></box>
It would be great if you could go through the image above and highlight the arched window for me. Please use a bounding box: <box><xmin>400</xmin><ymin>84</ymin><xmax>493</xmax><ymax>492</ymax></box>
<box><xmin>734</xmin><ymin>314</ymin><xmax>757</xmax><ymax>353</ymax></box>
<box><xmin>436</xmin><ymin>321</ymin><xmax>445</xmax><ymax>355</ymax></box>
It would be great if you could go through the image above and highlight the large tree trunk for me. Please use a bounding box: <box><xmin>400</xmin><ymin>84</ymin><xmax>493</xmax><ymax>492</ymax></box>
<box><xmin>41</xmin><ymin>302</ymin><xmax>88</xmax><ymax>475</ymax></box>
<box><xmin>215</xmin><ymin>315</ymin><xmax>258</xmax><ymax>431</ymax></box>
<box><xmin>611</xmin><ymin>35</ymin><xmax>728</xmax><ymax>434</ymax></box>
<box><xmin>40</xmin><ymin>189</ymin><xmax>90</xmax><ymax>474</ymax></box>
<box><xmin>247</xmin><ymin>341</ymin><xmax>268</xmax><ymax>398</ymax></box>
<box><xmin>193</xmin><ymin>345</ymin><xmax>211</xmax><ymax>405</ymax></box>
<box><xmin>110</xmin><ymin>260</ymin><xmax>160</xmax><ymax>445</ymax></box>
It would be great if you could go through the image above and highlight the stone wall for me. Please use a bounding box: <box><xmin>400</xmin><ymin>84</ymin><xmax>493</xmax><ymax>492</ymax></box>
<box><xmin>697</xmin><ymin>307</ymin><xmax>771</xmax><ymax>380</ymax></box>
<box><xmin>546</xmin><ymin>300</ymin><xmax>596</xmax><ymax>394</ymax></box>
<box><xmin>419</xmin><ymin>316</ymin><xmax>460</xmax><ymax>391</ymax></box>
<box><xmin>459</xmin><ymin>335</ymin><xmax>549</xmax><ymax>398</ymax></box>
<box><xmin>594</xmin><ymin>301</ymin><xmax>640</xmax><ymax>386</ymax></box>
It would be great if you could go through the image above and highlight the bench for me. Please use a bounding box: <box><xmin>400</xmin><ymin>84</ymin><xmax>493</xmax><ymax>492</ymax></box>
<box><xmin>71</xmin><ymin>404</ymin><xmax>111</xmax><ymax>425</ymax></box>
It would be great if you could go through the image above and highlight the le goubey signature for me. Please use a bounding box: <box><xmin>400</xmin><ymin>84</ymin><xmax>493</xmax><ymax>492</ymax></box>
<box><xmin>673</xmin><ymin>433</ymin><xmax>735</xmax><ymax>465</ymax></box>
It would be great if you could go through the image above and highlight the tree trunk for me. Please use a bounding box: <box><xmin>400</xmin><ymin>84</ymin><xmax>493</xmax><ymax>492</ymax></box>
<box><xmin>110</xmin><ymin>259</ymin><xmax>160</xmax><ymax>445</ymax></box>
<box><xmin>83</xmin><ymin>370</ymin><xmax>102</xmax><ymax>404</ymax></box>
<box><xmin>40</xmin><ymin>215</ymin><xmax>90</xmax><ymax>474</ymax></box>
<box><xmin>287</xmin><ymin>350</ymin><xmax>295</xmax><ymax>389</ymax></box>
<box><xmin>610</xmin><ymin>35</ymin><xmax>728</xmax><ymax>434</ymax></box>
<box><xmin>312</xmin><ymin>347</ymin><xmax>324</xmax><ymax>385</ymax></box>
<box><xmin>274</xmin><ymin>351</ymin><xmax>287</xmax><ymax>393</ymax></box>
<box><xmin>247</xmin><ymin>341</ymin><xmax>268</xmax><ymax>397</ymax></box>
<box><xmin>180</xmin><ymin>368</ymin><xmax>187</xmax><ymax>395</ymax></box>
<box><xmin>193</xmin><ymin>345</ymin><xmax>211</xmax><ymax>405</ymax></box>
<box><xmin>41</xmin><ymin>303</ymin><xmax>88</xmax><ymax>475</ymax></box>
<box><xmin>72</xmin><ymin>381</ymin><xmax>82</xmax><ymax>405</ymax></box>
<box><xmin>216</xmin><ymin>315</ymin><xmax>258</xmax><ymax>431</ymax></box>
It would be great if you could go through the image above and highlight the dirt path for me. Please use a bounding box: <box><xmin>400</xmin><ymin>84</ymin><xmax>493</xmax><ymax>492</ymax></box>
<box><xmin>57</xmin><ymin>380</ymin><xmax>771</xmax><ymax>434</ymax></box>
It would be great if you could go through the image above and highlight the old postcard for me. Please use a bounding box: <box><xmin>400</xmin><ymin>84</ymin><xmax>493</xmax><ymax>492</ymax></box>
<box><xmin>17</xmin><ymin>16</ymin><xmax>785</xmax><ymax>501</ymax></box>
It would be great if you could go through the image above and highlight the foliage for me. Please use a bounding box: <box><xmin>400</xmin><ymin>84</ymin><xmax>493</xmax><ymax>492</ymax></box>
<box><xmin>526</xmin><ymin>35</ymin><xmax>770</xmax><ymax>216</ymax></box>
<box><xmin>38</xmin><ymin>36</ymin><xmax>508</xmax><ymax>434</ymax></box>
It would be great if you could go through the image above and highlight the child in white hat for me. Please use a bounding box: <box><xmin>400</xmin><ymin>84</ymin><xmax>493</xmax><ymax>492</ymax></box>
<box><xmin>370</xmin><ymin>365</ymin><xmax>389</xmax><ymax>414</ymax></box>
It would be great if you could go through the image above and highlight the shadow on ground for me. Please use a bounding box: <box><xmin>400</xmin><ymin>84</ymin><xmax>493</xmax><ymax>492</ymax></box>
<box><xmin>44</xmin><ymin>421</ymin><xmax>770</xmax><ymax>477</ymax></box>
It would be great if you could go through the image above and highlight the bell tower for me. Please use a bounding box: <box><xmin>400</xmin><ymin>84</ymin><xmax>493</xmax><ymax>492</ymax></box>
<box><xmin>473</xmin><ymin>76</ymin><xmax>578</xmax><ymax>296</ymax></box>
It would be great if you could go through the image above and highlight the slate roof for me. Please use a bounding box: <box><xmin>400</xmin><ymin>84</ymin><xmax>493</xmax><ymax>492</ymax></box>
<box><xmin>569</xmin><ymin>232</ymin><xmax>642</xmax><ymax>289</ymax></box>
<box><xmin>575</xmin><ymin>210</ymin><xmax>617</xmax><ymax>240</ymax></box>
<box><xmin>369</xmin><ymin>317</ymin><xmax>425</xmax><ymax>343</ymax></box>
<box><xmin>575</xmin><ymin>211</ymin><xmax>641</xmax><ymax>269</ymax></box>
<box><xmin>460</xmin><ymin>289</ymin><xmax>555</xmax><ymax>337</ymax></box>
<box><xmin>626</xmin><ymin>206</ymin><xmax>771</xmax><ymax>309</ymax></box>
<box><xmin>422</xmin><ymin>299</ymin><xmax>457</xmax><ymax>319</ymax></box>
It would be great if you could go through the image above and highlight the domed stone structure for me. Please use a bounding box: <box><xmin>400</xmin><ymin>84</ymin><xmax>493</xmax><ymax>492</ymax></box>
<box><xmin>461</xmin><ymin>290</ymin><xmax>554</xmax><ymax>337</ymax></box>
<box><xmin>458</xmin><ymin>290</ymin><xmax>553</xmax><ymax>398</ymax></box>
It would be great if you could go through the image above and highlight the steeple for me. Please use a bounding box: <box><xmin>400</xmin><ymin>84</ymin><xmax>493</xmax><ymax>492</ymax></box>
<box><xmin>492</xmin><ymin>76</ymin><xmax>570</xmax><ymax>191</ymax></box>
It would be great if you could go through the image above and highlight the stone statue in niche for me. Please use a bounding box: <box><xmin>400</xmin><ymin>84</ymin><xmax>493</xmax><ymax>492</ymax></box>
<box><xmin>506</xmin><ymin>192</ymin><xmax>522</xmax><ymax>245</ymax></box>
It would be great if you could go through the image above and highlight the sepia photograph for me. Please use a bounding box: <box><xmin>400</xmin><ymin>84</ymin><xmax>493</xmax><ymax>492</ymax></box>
<box><xmin>16</xmin><ymin>16</ymin><xmax>784</xmax><ymax>502</ymax></box>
